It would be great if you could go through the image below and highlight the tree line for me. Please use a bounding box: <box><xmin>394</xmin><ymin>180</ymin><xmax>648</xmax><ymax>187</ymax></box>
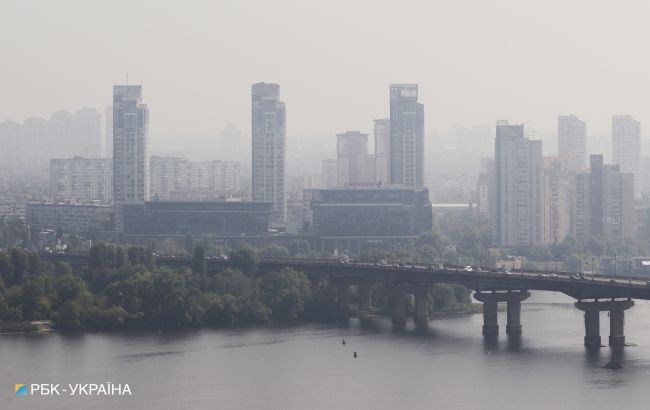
<box><xmin>0</xmin><ymin>244</ymin><xmax>475</xmax><ymax>331</ymax></box>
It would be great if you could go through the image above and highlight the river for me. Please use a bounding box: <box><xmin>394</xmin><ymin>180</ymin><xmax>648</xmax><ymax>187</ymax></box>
<box><xmin>2</xmin><ymin>291</ymin><xmax>650</xmax><ymax>409</ymax></box>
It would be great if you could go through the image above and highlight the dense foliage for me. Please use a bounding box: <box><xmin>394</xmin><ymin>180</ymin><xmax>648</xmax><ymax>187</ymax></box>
<box><xmin>0</xmin><ymin>244</ymin><xmax>477</xmax><ymax>332</ymax></box>
<box><xmin>0</xmin><ymin>246</ymin><xmax>322</xmax><ymax>330</ymax></box>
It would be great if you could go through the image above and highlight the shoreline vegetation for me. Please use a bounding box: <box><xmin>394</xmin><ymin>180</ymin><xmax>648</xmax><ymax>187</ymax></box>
<box><xmin>0</xmin><ymin>245</ymin><xmax>481</xmax><ymax>333</ymax></box>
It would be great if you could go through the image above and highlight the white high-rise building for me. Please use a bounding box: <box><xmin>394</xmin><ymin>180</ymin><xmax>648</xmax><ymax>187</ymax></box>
<box><xmin>374</xmin><ymin>119</ymin><xmax>390</xmax><ymax>185</ymax></box>
<box><xmin>495</xmin><ymin>121</ymin><xmax>543</xmax><ymax>247</ymax></box>
<box><xmin>251</xmin><ymin>82</ymin><xmax>286</xmax><ymax>225</ymax></box>
<box><xmin>112</xmin><ymin>85</ymin><xmax>149</xmax><ymax>207</ymax></box>
<box><xmin>612</xmin><ymin>115</ymin><xmax>641</xmax><ymax>198</ymax></box>
<box><xmin>558</xmin><ymin>114</ymin><xmax>586</xmax><ymax>172</ymax></box>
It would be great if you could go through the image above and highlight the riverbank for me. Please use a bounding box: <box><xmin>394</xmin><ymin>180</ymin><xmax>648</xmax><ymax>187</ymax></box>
<box><xmin>0</xmin><ymin>320</ymin><xmax>52</xmax><ymax>335</ymax></box>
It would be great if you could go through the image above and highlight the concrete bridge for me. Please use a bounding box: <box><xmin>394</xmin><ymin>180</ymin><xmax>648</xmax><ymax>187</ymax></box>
<box><xmin>41</xmin><ymin>253</ymin><xmax>650</xmax><ymax>348</ymax></box>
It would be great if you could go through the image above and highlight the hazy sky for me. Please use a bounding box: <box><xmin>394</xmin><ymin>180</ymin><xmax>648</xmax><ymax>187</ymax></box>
<box><xmin>2</xmin><ymin>0</ymin><xmax>650</xmax><ymax>154</ymax></box>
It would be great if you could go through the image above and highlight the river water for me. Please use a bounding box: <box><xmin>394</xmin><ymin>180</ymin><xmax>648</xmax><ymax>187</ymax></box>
<box><xmin>2</xmin><ymin>291</ymin><xmax>650</xmax><ymax>409</ymax></box>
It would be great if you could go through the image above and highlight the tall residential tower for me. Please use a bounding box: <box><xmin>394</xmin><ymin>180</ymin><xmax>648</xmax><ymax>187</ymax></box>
<box><xmin>112</xmin><ymin>85</ymin><xmax>149</xmax><ymax>207</ymax></box>
<box><xmin>389</xmin><ymin>84</ymin><xmax>424</xmax><ymax>187</ymax></box>
<box><xmin>495</xmin><ymin>121</ymin><xmax>543</xmax><ymax>247</ymax></box>
<box><xmin>251</xmin><ymin>82</ymin><xmax>286</xmax><ymax>225</ymax></box>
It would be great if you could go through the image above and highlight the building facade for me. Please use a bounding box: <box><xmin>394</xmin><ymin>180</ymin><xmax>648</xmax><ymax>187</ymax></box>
<box><xmin>558</xmin><ymin>114</ymin><xmax>586</xmax><ymax>172</ymax></box>
<box><xmin>122</xmin><ymin>201</ymin><xmax>271</xmax><ymax>238</ymax></box>
<box><xmin>112</xmin><ymin>85</ymin><xmax>149</xmax><ymax>206</ymax></box>
<box><xmin>389</xmin><ymin>84</ymin><xmax>424</xmax><ymax>187</ymax></box>
<box><xmin>336</xmin><ymin>131</ymin><xmax>369</xmax><ymax>187</ymax></box>
<box><xmin>374</xmin><ymin>119</ymin><xmax>390</xmax><ymax>185</ymax></box>
<box><xmin>27</xmin><ymin>202</ymin><xmax>115</xmax><ymax>236</ymax></box>
<box><xmin>612</xmin><ymin>115</ymin><xmax>641</xmax><ymax>198</ymax></box>
<box><xmin>574</xmin><ymin>155</ymin><xmax>635</xmax><ymax>242</ymax></box>
<box><xmin>49</xmin><ymin>157</ymin><xmax>113</xmax><ymax>203</ymax></box>
<box><xmin>321</xmin><ymin>159</ymin><xmax>338</xmax><ymax>188</ymax></box>
<box><xmin>541</xmin><ymin>157</ymin><xmax>574</xmax><ymax>244</ymax></box>
<box><xmin>251</xmin><ymin>82</ymin><xmax>286</xmax><ymax>225</ymax></box>
<box><xmin>303</xmin><ymin>187</ymin><xmax>432</xmax><ymax>251</ymax></box>
<box><xmin>149</xmin><ymin>157</ymin><xmax>243</xmax><ymax>201</ymax></box>
<box><xmin>495</xmin><ymin>121</ymin><xmax>543</xmax><ymax>247</ymax></box>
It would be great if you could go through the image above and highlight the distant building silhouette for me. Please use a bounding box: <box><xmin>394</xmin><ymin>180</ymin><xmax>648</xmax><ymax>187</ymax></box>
<box><xmin>558</xmin><ymin>114</ymin><xmax>586</xmax><ymax>172</ymax></box>
<box><xmin>612</xmin><ymin>115</ymin><xmax>640</xmax><ymax>198</ymax></box>
<box><xmin>337</xmin><ymin>131</ymin><xmax>369</xmax><ymax>187</ymax></box>
<box><xmin>374</xmin><ymin>119</ymin><xmax>390</xmax><ymax>185</ymax></box>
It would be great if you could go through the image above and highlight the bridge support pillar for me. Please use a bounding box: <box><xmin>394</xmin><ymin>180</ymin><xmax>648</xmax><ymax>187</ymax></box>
<box><xmin>359</xmin><ymin>282</ymin><xmax>372</xmax><ymax>311</ymax></box>
<box><xmin>575</xmin><ymin>300</ymin><xmax>633</xmax><ymax>348</ymax></box>
<box><xmin>505</xmin><ymin>291</ymin><xmax>530</xmax><ymax>336</ymax></box>
<box><xmin>474</xmin><ymin>292</ymin><xmax>499</xmax><ymax>336</ymax></box>
<box><xmin>414</xmin><ymin>287</ymin><xmax>429</xmax><ymax>328</ymax></box>
<box><xmin>391</xmin><ymin>287</ymin><xmax>407</xmax><ymax>331</ymax></box>
<box><xmin>336</xmin><ymin>281</ymin><xmax>351</xmax><ymax>319</ymax></box>
<box><xmin>609</xmin><ymin>301</ymin><xmax>633</xmax><ymax>347</ymax></box>
<box><xmin>584</xmin><ymin>309</ymin><xmax>601</xmax><ymax>348</ymax></box>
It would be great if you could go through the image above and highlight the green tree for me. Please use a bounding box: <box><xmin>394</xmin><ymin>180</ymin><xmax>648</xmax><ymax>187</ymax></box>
<box><xmin>141</xmin><ymin>270</ymin><xmax>190</xmax><ymax>326</ymax></box>
<box><xmin>0</xmin><ymin>251</ymin><xmax>14</xmax><ymax>286</ymax></box>
<box><xmin>8</xmin><ymin>248</ymin><xmax>29</xmax><ymax>285</ymax></box>
<box><xmin>431</xmin><ymin>284</ymin><xmax>454</xmax><ymax>311</ymax></box>
<box><xmin>229</xmin><ymin>248</ymin><xmax>258</xmax><ymax>276</ymax></box>
<box><xmin>259</xmin><ymin>268</ymin><xmax>311</xmax><ymax>321</ymax></box>
<box><xmin>212</xmin><ymin>269</ymin><xmax>252</xmax><ymax>298</ymax></box>
<box><xmin>260</xmin><ymin>244</ymin><xmax>290</xmax><ymax>259</ymax></box>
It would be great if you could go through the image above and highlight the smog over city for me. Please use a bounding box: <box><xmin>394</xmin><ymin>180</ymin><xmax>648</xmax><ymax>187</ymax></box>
<box><xmin>2</xmin><ymin>1</ymin><xmax>650</xmax><ymax>409</ymax></box>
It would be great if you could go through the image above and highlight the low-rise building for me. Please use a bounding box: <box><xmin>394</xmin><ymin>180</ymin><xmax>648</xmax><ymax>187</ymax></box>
<box><xmin>26</xmin><ymin>202</ymin><xmax>115</xmax><ymax>237</ymax></box>
<box><xmin>303</xmin><ymin>187</ymin><xmax>432</xmax><ymax>252</ymax></box>
<box><xmin>122</xmin><ymin>200</ymin><xmax>271</xmax><ymax>239</ymax></box>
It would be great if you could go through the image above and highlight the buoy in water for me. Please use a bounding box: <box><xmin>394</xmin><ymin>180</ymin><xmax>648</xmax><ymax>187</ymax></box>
<box><xmin>342</xmin><ymin>339</ymin><xmax>346</xmax><ymax>345</ymax></box>
<box><xmin>353</xmin><ymin>351</ymin><xmax>357</xmax><ymax>358</ymax></box>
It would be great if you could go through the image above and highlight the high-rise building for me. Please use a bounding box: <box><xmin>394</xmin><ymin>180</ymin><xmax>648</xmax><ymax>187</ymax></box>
<box><xmin>389</xmin><ymin>84</ymin><xmax>424</xmax><ymax>187</ymax></box>
<box><xmin>321</xmin><ymin>159</ymin><xmax>337</xmax><ymax>188</ymax></box>
<box><xmin>105</xmin><ymin>105</ymin><xmax>113</xmax><ymax>158</ymax></box>
<box><xmin>477</xmin><ymin>158</ymin><xmax>496</xmax><ymax>229</ymax></box>
<box><xmin>374</xmin><ymin>119</ymin><xmax>390</xmax><ymax>185</ymax></box>
<box><xmin>574</xmin><ymin>155</ymin><xmax>635</xmax><ymax>241</ymax></box>
<box><xmin>558</xmin><ymin>114</ymin><xmax>586</xmax><ymax>172</ymax></box>
<box><xmin>336</xmin><ymin>131</ymin><xmax>369</xmax><ymax>187</ymax></box>
<box><xmin>112</xmin><ymin>85</ymin><xmax>149</xmax><ymax>208</ymax></box>
<box><xmin>612</xmin><ymin>115</ymin><xmax>641</xmax><ymax>198</ymax></box>
<box><xmin>49</xmin><ymin>157</ymin><xmax>113</xmax><ymax>203</ymax></box>
<box><xmin>251</xmin><ymin>82</ymin><xmax>286</xmax><ymax>225</ymax></box>
<box><xmin>74</xmin><ymin>108</ymin><xmax>101</xmax><ymax>158</ymax></box>
<box><xmin>541</xmin><ymin>157</ymin><xmax>573</xmax><ymax>244</ymax></box>
<box><xmin>495</xmin><ymin>121</ymin><xmax>543</xmax><ymax>246</ymax></box>
<box><xmin>0</xmin><ymin>109</ymin><xmax>101</xmax><ymax>173</ymax></box>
